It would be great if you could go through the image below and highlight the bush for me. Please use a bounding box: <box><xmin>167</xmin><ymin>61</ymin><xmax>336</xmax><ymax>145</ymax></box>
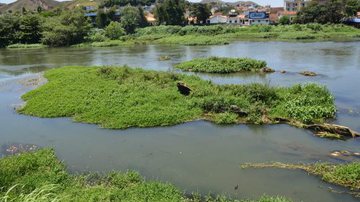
<box><xmin>105</xmin><ymin>22</ymin><xmax>125</xmax><ymax>40</ymax></box>
<box><xmin>87</xmin><ymin>29</ymin><xmax>108</xmax><ymax>42</ymax></box>
<box><xmin>279</xmin><ymin>16</ymin><xmax>291</xmax><ymax>25</ymax></box>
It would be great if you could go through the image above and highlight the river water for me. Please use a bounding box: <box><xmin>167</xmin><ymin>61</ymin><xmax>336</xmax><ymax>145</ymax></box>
<box><xmin>1</xmin><ymin>41</ymin><xmax>360</xmax><ymax>201</ymax></box>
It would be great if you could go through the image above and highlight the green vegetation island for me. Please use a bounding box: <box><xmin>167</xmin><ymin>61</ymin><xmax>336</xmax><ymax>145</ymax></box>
<box><xmin>175</xmin><ymin>57</ymin><xmax>268</xmax><ymax>73</ymax></box>
<box><xmin>0</xmin><ymin>148</ymin><xmax>292</xmax><ymax>202</ymax></box>
<box><xmin>18</xmin><ymin>66</ymin><xmax>348</xmax><ymax>137</ymax></box>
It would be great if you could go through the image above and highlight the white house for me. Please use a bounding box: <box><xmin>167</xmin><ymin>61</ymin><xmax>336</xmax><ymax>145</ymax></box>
<box><xmin>207</xmin><ymin>14</ymin><xmax>228</xmax><ymax>24</ymax></box>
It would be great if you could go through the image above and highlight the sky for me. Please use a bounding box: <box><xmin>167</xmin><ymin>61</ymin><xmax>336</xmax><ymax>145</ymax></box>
<box><xmin>0</xmin><ymin>0</ymin><xmax>284</xmax><ymax>7</ymax></box>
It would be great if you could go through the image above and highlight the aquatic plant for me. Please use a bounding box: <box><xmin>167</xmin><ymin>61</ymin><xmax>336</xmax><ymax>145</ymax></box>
<box><xmin>18</xmin><ymin>66</ymin><xmax>336</xmax><ymax>130</ymax></box>
<box><xmin>175</xmin><ymin>57</ymin><xmax>267</xmax><ymax>73</ymax></box>
<box><xmin>0</xmin><ymin>149</ymin><xmax>292</xmax><ymax>202</ymax></box>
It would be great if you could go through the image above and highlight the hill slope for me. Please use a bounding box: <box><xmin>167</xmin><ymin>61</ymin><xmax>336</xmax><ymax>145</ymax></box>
<box><xmin>0</xmin><ymin>0</ymin><xmax>59</xmax><ymax>13</ymax></box>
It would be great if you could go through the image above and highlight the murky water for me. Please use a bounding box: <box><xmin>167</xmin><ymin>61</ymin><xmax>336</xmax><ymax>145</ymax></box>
<box><xmin>1</xmin><ymin>41</ymin><xmax>360</xmax><ymax>201</ymax></box>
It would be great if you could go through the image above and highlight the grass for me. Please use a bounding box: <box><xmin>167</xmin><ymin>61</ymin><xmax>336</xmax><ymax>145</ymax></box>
<box><xmin>241</xmin><ymin>162</ymin><xmax>360</xmax><ymax>191</ymax></box>
<box><xmin>6</xmin><ymin>44</ymin><xmax>47</xmax><ymax>49</ymax></box>
<box><xmin>0</xmin><ymin>149</ymin><xmax>292</xmax><ymax>202</ymax></box>
<box><xmin>18</xmin><ymin>66</ymin><xmax>336</xmax><ymax>129</ymax></box>
<box><xmin>154</xmin><ymin>35</ymin><xmax>230</xmax><ymax>46</ymax></box>
<box><xmin>175</xmin><ymin>57</ymin><xmax>267</xmax><ymax>73</ymax></box>
<box><xmin>72</xmin><ymin>40</ymin><xmax>140</xmax><ymax>48</ymax></box>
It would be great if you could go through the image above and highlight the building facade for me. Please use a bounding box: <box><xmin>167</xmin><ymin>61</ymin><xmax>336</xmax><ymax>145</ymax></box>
<box><xmin>284</xmin><ymin>0</ymin><xmax>309</xmax><ymax>11</ymax></box>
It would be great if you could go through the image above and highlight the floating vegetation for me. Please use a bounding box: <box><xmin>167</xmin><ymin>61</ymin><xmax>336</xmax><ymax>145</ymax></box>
<box><xmin>175</xmin><ymin>57</ymin><xmax>267</xmax><ymax>73</ymax></box>
<box><xmin>158</xmin><ymin>55</ymin><xmax>171</xmax><ymax>61</ymax></box>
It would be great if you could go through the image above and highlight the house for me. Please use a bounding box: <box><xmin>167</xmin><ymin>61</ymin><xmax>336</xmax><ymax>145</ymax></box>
<box><xmin>85</xmin><ymin>11</ymin><xmax>121</xmax><ymax>25</ymax></box>
<box><xmin>207</xmin><ymin>13</ymin><xmax>228</xmax><ymax>24</ymax></box>
<box><xmin>248</xmin><ymin>11</ymin><xmax>270</xmax><ymax>25</ymax></box>
<box><xmin>284</xmin><ymin>0</ymin><xmax>309</xmax><ymax>12</ymax></box>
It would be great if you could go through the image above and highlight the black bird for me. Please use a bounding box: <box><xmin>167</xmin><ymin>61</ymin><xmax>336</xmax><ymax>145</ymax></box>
<box><xmin>177</xmin><ymin>82</ymin><xmax>191</xmax><ymax>96</ymax></box>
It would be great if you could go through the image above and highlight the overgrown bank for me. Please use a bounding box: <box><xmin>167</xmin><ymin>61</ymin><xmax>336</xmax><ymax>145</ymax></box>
<box><xmin>241</xmin><ymin>162</ymin><xmax>360</xmax><ymax>194</ymax></box>
<box><xmin>79</xmin><ymin>23</ymin><xmax>360</xmax><ymax>47</ymax></box>
<box><xmin>0</xmin><ymin>149</ymin><xmax>291</xmax><ymax>202</ymax></box>
<box><xmin>19</xmin><ymin>66</ymin><xmax>338</xmax><ymax>132</ymax></box>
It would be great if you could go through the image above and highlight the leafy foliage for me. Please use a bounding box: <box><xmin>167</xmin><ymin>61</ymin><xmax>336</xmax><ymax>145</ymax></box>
<box><xmin>0</xmin><ymin>14</ymin><xmax>42</xmax><ymax>48</ymax></box>
<box><xmin>154</xmin><ymin>0</ymin><xmax>186</xmax><ymax>25</ymax></box>
<box><xmin>105</xmin><ymin>21</ymin><xmax>125</xmax><ymax>39</ymax></box>
<box><xmin>41</xmin><ymin>9</ymin><xmax>91</xmax><ymax>47</ymax></box>
<box><xmin>175</xmin><ymin>57</ymin><xmax>267</xmax><ymax>73</ymax></box>
<box><xmin>188</xmin><ymin>3</ymin><xmax>211</xmax><ymax>24</ymax></box>
<box><xmin>295</xmin><ymin>0</ymin><xmax>360</xmax><ymax>24</ymax></box>
<box><xmin>120</xmin><ymin>5</ymin><xmax>143</xmax><ymax>34</ymax></box>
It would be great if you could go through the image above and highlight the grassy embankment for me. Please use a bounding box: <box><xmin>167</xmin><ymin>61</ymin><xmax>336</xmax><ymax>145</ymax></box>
<box><xmin>18</xmin><ymin>66</ymin><xmax>335</xmax><ymax>129</ymax></box>
<box><xmin>10</xmin><ymin>24</ymin><xmax>360</xmax><ymax>48</ymax></box>
<box><xmin>0</xmin><ymin>149</ymin><xmax>291</xmax><ymax>202</ymax></box>
<box><xmin>175</xmin><ymin>57</ymin><xmax>267</xmax><ymax>73</ymax></box>
<box><xmin>96</xmin><ymin>24</ymin><xmax>360</xmax><ymax>47</ymax></box>
<box><xmin>241</xmin><ymin>162</ymin><xmax>360</xmax><ymax>193</ymax></box>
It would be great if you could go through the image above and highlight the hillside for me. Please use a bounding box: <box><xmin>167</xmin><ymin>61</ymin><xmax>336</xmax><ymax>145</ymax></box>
<box><xmin>59</xmin><ymin>0</ymin><xmax>104</xmax><ymax>9</ymax></box>
<box><xmin>0</xmin><ymin>0</ymin><xmax>60</xmax><ymax>13</ymax></box>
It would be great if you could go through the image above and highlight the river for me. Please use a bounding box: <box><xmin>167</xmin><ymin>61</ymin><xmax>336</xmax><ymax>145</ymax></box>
<box><xmin>1</xmin><ymin>41</ymin><xmax>360</xmax><ymax>201</ymax></box>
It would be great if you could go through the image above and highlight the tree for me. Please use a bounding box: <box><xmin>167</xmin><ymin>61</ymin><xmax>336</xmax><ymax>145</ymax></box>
<box><xmin>120</xmin><ymin>5</ymin><xmax>141</xmax><ymax>34</ymax></box>
<box><xmin>42</xmin><ymin>10</ymin><xmax>91</xmax><ymax>46</ymax></box>
<box><xmin>18</xmin><ymin>14</ymin><xmax>42</xmax><ymax>44</ymax></box>
<box><xmin>138</xmin><ymin>7</ymin><xmax>149</xmax><ymax>27</ymax></box>
<box><xmin>154</xmin><ymin>0</ymin><xmax>185</xmax><ymax>25</ymax></box>
<box><xmin>0</xmin><ymin>14</ymin><xmax>19</xmax><ymax>47</ymax></box>
<box><xmin>96</xmin><ymin>9</ymin><xmax>109</xmax><ymax>28</ymax></box>
<box><xmin>189</xmin><ymin>3</ymin><xmax>211</xmax><ymax>24</ymax></box>
<box><xmin>105</xmin><ymin>21</ymin><xmax>126</xmax><ymax>39</ymax></box>
<box><xmin>295</xmin><ymin>0</ymin><xmax>360</xmax><ymax>24</ymax></box>
<box><xmin>279</xmin><ymin>15</ymin><xmax>291</xmax><ymax>25</ymax></box>
<box><xmin>345</xmin><ymin>0</ymin><xmax>360</xmax><ymax>17</ymax></box>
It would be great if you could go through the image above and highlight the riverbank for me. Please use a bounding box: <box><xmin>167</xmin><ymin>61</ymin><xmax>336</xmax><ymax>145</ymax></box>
<box><xmin>0</xmin><ymin>149</ymin><xmax>291</xmax><ymax>202</ymax></box>
<box><xmin>6</xmin><ymin>24</ymin><xmax>360</xmax><ymax>49</ymax></box>
<box><xmin>18</xmin><ymin>66</ymin><xmax>340</xmax><ymax>135</ymax></box>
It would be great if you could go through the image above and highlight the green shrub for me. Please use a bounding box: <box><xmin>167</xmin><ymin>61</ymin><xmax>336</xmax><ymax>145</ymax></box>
<box><xmin>86</xmin><ymin>29</ymin><xmax>108</xmax><ymax>42</ymax></box>
<box><xmin>105</xmin><ymin>21</ymin><xmax>126</xmax><ymax>40</ymax></box>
